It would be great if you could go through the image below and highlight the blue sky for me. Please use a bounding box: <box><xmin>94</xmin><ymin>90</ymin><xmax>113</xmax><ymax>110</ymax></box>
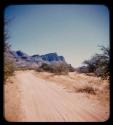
<box><xmin>4</xmin><ymin>5</ymin><xmax>109</xmax><ymax>67</ymax></box>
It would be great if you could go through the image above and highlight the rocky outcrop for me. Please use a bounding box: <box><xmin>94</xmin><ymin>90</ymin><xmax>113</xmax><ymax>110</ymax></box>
<box><xmin>9</xmin><ymin>50</ymin><xmax>67</xmax><ymax>68</ymax></box>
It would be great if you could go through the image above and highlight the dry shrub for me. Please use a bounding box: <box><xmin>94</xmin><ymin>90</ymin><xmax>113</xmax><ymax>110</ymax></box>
<box><xmin>75</xmin><ymin>86</ymin><xmax>96</xmax><ymax>95</ymax></box>
<box><xmin>4</xmin><ymin>57</ymin><xmax>16</xmax><ymax>81</ymax></box>
<box><xmin>4</xmin><ymin>42</ymin><xmax>16</xmax><ymax>81</ymax></box>
<box><xmin>38</xmin><ymin>63</ymin><xmax>69</xmax><ymax>75</ymax></box>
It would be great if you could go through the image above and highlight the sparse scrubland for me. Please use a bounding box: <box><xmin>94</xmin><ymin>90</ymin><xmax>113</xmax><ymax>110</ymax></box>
<box><xmin>5</xmin><ymin>70</ymin><xmax>109</xmax><ymax>121</ymax></box>
<box><xmin>4</xmin><ymin>40</ymin><xmax>110</xmax><ymax>107</ymax></box>
<box><xmin>4</xmin><ymin>10</ymin><xmax>109</xmax><ymax>121</ymax></box>
<box><xmin>4</xmin><ymin>43</ymin><xmax>109</xmax><ymax>121</ymax></box>
<box><xmin>34</xmin><ymin>45</ymin><xmax>110</xmax><ymax>106</ymax></box>
<box><xmin>4</xmin><ymin>43</ymin><xmax>110</xmax><ymax>121</ymax></box>
<box><xmin>35</xmin><ymin>71</ymin><xmax>109</xmax><ymax>107</ymax></box>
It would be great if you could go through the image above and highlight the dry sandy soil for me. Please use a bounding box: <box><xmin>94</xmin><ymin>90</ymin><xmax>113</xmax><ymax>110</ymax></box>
<box><xmin>4</xmin><ymin>70</ymin><xmax>110</xmax><ymax>122</ymax></box>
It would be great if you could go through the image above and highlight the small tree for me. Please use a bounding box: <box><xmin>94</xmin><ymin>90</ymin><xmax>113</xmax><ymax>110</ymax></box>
<box><xmin>4</xmin><ymin>19</ymin><xmax>16</xmax><ymax>81</ymax></box>
<box><xmin>83</xmin><ymin>60</ymin><xmax>95</xmax><ymax>72</ymax></box>
<box><xmin>82</xmin><ymin>45</ymin><xmax>109</xmax><ymax>79</ymax></box>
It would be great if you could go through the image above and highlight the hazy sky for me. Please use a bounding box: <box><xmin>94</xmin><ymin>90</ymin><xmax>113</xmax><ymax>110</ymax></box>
<box><xmin>4</xmin><ymin>5</ymin><xmax>109</xmax><ymax>67</ymax></box>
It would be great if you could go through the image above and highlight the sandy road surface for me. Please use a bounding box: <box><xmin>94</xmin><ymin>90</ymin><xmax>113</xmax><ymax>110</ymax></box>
<box><xmin>4</xmin><ymin>70</ymin><xmax>109</xmax><ymax>122</ymax></box>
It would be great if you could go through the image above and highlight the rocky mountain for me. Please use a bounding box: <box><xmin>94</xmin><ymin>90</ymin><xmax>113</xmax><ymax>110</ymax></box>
<box><xmin>9</xmin><ymin>50</ymin><xmax>67</xmax><ymax>68</ymax></box>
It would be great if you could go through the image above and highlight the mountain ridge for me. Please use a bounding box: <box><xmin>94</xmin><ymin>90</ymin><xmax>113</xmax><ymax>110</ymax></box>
<box><xmin>8</xmin><ymin>50</ymin><xmax>70</xmax><ymax>69</ymax></box>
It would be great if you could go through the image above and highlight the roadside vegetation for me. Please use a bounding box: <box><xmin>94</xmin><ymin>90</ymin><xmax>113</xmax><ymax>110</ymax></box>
<box><xmin>77</xmin><ymin>45</ymin><xmax>110</xmax><ymax>80</ymax></box>
<box><xmin>36</xmin><ymin>71</ymin><xmax>109</xmax><ymax>106</ymax></box>
<box><xmin>4</xmin><ymin>42</ymin><xmax>16</xmax><ymax>81</ymax></box>
<box><xmin>74</xmin><ymin>45</ymin><xmax>110</xmax><ymax>103</ymax></box>
<box><xmin>37</xmin><ymin>63</ymin><xmax>74</xmax><ymax>75</ymax></box>
<box><xmin>4</xmin><ymin>19</ymin><xmax>16</xmax><ymax>81</ymax></box>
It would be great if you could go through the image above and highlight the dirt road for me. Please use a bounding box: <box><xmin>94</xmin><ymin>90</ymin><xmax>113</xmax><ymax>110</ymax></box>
<box><xmin>4</xmin><ymin>70</ymin><xmax>109</xmax><ymax>122</ymax></box>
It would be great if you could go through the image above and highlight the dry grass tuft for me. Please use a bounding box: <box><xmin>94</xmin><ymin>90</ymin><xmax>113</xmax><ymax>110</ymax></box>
<box><xmin>75</xmin><ymin>86</ymin><xmax>96</xmax><ymax>95</ymax></box>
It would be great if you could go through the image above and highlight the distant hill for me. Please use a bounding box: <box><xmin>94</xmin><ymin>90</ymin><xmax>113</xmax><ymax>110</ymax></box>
<box><xmin>8</xmin><ymin>50</ymin><xmax>70</xmax><ymax>69</ymax></box>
